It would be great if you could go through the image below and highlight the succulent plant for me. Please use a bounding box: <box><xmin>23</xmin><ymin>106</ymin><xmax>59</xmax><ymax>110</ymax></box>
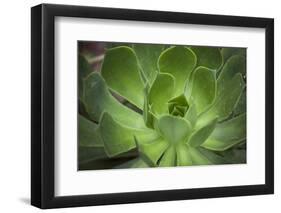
<box><xmin>78</xmin><ymin>43</ymin><xmax>246</xmax><ymax>170</ymax></box>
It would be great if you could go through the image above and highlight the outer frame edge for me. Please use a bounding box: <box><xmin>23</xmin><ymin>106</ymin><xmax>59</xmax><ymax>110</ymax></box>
<box><xmin>31</xmin><ymin>4</ymin><xmax>43</xmax><ymax>208</ymax></box>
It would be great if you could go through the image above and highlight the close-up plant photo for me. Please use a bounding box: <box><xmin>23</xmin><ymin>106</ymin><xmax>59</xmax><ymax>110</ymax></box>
<box><xmin>78</xmin><ymin>42</ymin><xmax>246</xmax><ymax>171</ymax></box>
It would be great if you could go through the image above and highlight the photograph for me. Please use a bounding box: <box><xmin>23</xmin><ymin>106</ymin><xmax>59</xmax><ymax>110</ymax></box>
<box><xmin>78</xmin><ymin>42</ymin><xmax>247</xmax><ymax>170</ymax></box>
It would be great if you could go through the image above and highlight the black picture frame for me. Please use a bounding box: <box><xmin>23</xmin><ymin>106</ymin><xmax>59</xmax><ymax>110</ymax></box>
<box><xmin>31</xmin><ymin>3</ymin><xmax>274</xmax><ymax>209</ymax></box>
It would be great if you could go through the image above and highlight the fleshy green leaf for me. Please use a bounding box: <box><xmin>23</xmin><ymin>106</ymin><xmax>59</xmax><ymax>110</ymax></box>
<box><xmin>188</xmin><ymin>118</ymin><xmax>218</xmax><ymax>147</ymax></box>
<box><xmin>171</xmin><ymin>107</ymin><xmax>184</xmax><ymax>117</ymax></box>
<box><xmin>188</xmin><ymin>67</ymin><xmax>217</xmax><ymax>114</ymax></box>
<box><xmin>99</xmin><ymin>112</ymin><xmax>157</xmax><ymax>157</ymax></box>
<box><xmin>79</xmin><ymin>55</ymin><xmax>93</xmax><ymax>99</ymax></box>
<box><xmin>84</xmin><ymin>72</ymin><xmax>146</xmax><ymax>129</ymax></box>
<box><xmin>197</xmin><ymin>147</ymin><xmax>227</xmax><ymax>164</ymax></box>
<box><xmin>138</xmin><ymin>138</ymin><xmax>169</xmax><ymax>166</ymax></box>
<box><xmin>157</xmin><ymin>115</ymin><xmax>192</xmax><ymax>144</ymax></box>
<box><xmin>107</xmin><ymin>43</ymin><xmax>132</xmax><ymax>49</ymax></box>
<box><xmin>101</xmin><ymin>46</ymin><xmax>144</xmax><ymax>108</ymax></box>
<box><xmin>100</xmin><ymin>112</ymin><xmax>157</xmax><ymax>157</ymax></box>
<box><xmin>189</xmin><ymin>147</ymin><xmax>212</xmax><ymax>165</ymax></box>
<box><xmin>198</xmin><ymin>73</ymin><xmax>245</xmax><ymax>124</ymax></box>
<box><xmin>202</xmin><ymin>113</ymin><xmax>246</xmax><ymax>151</ymax></box>
<box><xmin>168</xmin><ymin>94</ymin><xmax>189</xmax><ymax>116</ymax></box>
<box><xmin>168</xmin><ymin>94</ymin><xmax>188</xmax><ymax>107</ymax></box>
<box><xmin>143</xmin><ymin>85</ymin><xmax>155</xmax><ymax>128</ymax></box>
<box><xmin>158</xmin><ymin>46</ymin><xmax>197</xmax><ymax>96</ymax></box>
<box><xmin>79</xmin><ymin>98</ymin><xmax>90</xmax><ymax>118</ymax></box>
<box><xmin>149</xmin><ymin>73</ymin><xmax>175</xmax><ymax>114</ymax></box>
<box><xmin>217</xmin><ymin>55</ymin><xmax>246</xmax><ymax>95</ymax></box>
<box><xmin>79</xmin><ymin>55</ymin><xmax>93</xmax><ymax>79</ymax></box>
<box><xmin>184</xmin><ymin>104</ymin><xmax>197</xmax><ymax>127</ymax></box>
<box><xmin>79</xmin><ymin>155</ymin><xmax>136</xmax><ymax>170</ymax></box>
<box><xmin>221</xmin><ymin>48</ymin><xmax>246</xmax><ymax>64</ymax></box>
<box><xmin>176</xmin><ymin>144</ymin><xmax>192</xmax><ymax>166</ymax></box>
<box><xmin>78</xmin><ymin>147</ymin><xmax>107</xmax><ymax>164</ymax></box>
<box><xmin>234</xmin><ymin>90</ymin><xmax>246</xmax><ymax>115</ymax></box>
<box><xmin>133</xmin><ymin>44</ymin><xmax>164</xmax><ymax>84</ymax></box>
<box><xmin>191</xmin><ymin>47</ymin><xmax>222</xmax><ymax>70</ymax></box>
<box><xmin>159</xmin><ymin>146</ymin><xmax>176</xmax><ymax>167</ymax></box>
<box><xmin>114</xmin><ymin>157</ymin><xmax>150</xmax><ymax>169</ymax></box>
<box><xmin>220</xmin><ymin>148</ymin><xmax>246</xmax><ymax>164</ymax></box>
<box><xmin>79</xmin><ymin>115</ymin><xmax>103</xmax><ymax>147</ymax></box>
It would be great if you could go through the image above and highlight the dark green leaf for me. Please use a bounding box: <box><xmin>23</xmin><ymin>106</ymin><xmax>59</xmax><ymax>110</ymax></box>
<box><xmin>234</xmin><ymin>89</ymin><xmax>246</xmax><ymax>115</ymax></box>
<box><xmin>202</xmin><ymin>113</ymin><xmax>246</xmax><ymax>151</ymax></box>
<box><xmin>79</xmin><ymin>115</ymin><xmax>103</xmax><ymax>147</ymax></box>
<box><xmin>221</xmin><ymin>48</ymin><xmax>246</xmax><ymax>64</ymax></box>
<box><xmin>114</xmin><ymin>157</ymin><xmax>150</xmax><ymax>169</ymax></box>
<box><xmin>191</xmin><ymin>47</ymin><xmax>222</xmax><ymax>70</ymax></box>
<box><xmin>79</xmin><ymin>147</ymin><xmax>107</xmax><ymax>164</ymax></box>
<box><xmin>220</xmin><ymin>148</ymin><xmax>246</xmax><ymax>164</ymax></box>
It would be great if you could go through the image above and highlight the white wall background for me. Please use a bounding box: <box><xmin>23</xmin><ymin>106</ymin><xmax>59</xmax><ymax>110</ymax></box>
<box><xmin>0</xmin><ymin>0</ymin><xmax>279</xmax><ymax>212</ymax></box>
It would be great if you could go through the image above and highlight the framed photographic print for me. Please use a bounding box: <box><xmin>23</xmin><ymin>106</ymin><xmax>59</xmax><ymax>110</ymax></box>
<box><xmin>31</xmin><ymin>3</ymin><xmax>274</xmax><ymax>209</ymax></box>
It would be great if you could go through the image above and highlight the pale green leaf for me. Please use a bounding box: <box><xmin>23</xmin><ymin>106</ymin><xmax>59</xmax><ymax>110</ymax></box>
<box><xmin>158</xmin><ymin>115</ymin><xmax>192</xmax><ymax>144</ymax></box>
<box><xmin>184</xmin><ymin>104</ymin><xmax>197</xmax><ymax>127</ymax></box>
<box><xmin>143</xmin><ymin>85</ymin><xmax>155</xmax><ymax>128</ymax></box>
<box><xmin>159</xmin><ymin>146</ymin><xmax>176</xmax><ymax>167</ymax></box>
<box><xmin>149</xmin><ymin>73</ymin><xmax>175</xmax><ymax>114</ymax></box>
<box><xmin>101</xmin><ymin>46</ymin><xmax>144</xmax><ymax>108</ymax></box>
<box><xmin>188</xmin><ymin>118</ymin><xmax>218</xmax><ymax>147</ymax></box>
<box><xmin>158</xmin><ymin>46</ymin><xmax>197</xmax><ymax>96</ymax></box>
<box><xmin>133</xmin><ymin>44</ymin><xmax>164</xmax><ymax>84</ymax></box>
<box><xmin>84</xmin><ymin>72</ymin><xmax>146</xmax><ymax>129</ymax></box>
<box><xmin>137</xmin><ymin>138</ymin><xmax>169</xmax><ymax>165</ymax></box>
<box><xmin>189</xmin><ymin>147</ymin><xmax>212</xmax><ymax>165</ymax></box>
<box><xmin>99</xmin><ymin>112</ymin><xmax>158</xmax><ymax>157</ymax></box>
<box><xmin>198</xmin><ymin>73</ymin><xmax>245</xmax><ymax>124</ymax></box>
<box><xmin>176</xmin><ymin>144</ymin><xmax>192</xmax><ymax>166</ymax></box>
